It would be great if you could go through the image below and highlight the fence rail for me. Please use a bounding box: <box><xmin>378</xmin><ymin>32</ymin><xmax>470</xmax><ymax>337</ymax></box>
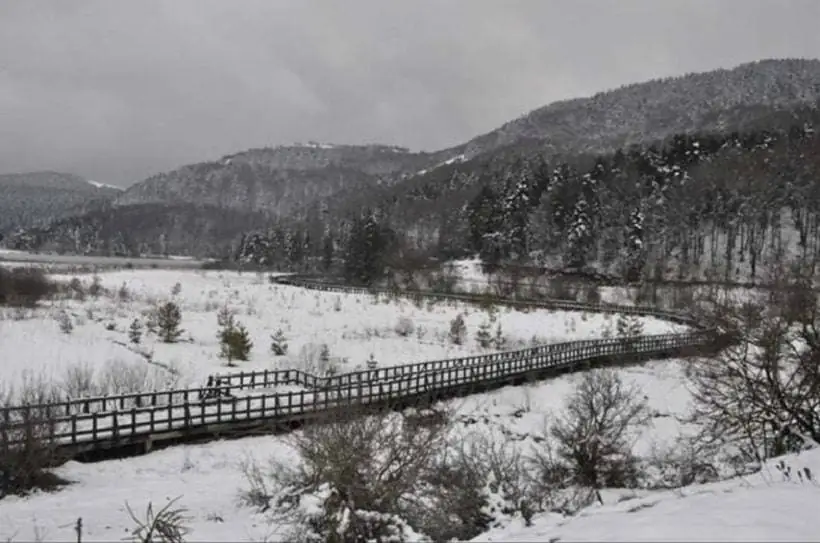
<box><xmin>0</xmin><ymin>275</ymin><xmax>723</xmax><ymax>458</ymax></box>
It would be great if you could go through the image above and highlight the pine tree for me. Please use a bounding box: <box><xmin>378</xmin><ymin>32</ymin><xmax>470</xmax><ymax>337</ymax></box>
<box><xmin>493</xmin><ymin>323</ymin><xmax>507</xmax><ymax>351</ymax></box>
<box><xmin>217</xmin><ymin>306</ymin><xmax>253</xmax><ymax>363</ymax></box>
<box><xmin>343</xmin><ymin>210</ymin><xmax>396</xmax><ymax>285</ymax></box>
<box><xmin>475</xmin><ymin>320</ymin><xmax>493</xmax><ymax>349</ymax></box>
<box><xmin>270</xmin><ymin>328</ymin><xmax>288</xmax><ymax>356</ymax></box>
<box><xmin>319</xmin><ymin>344</ymin><xmax>331</xmax><ymax>363</ymax></box>
<box><xmin>128</xmin><ymin>318</ymin><xmax>143</xmax><ymax>345</ymax></box>
<box><xmin>220</xmin><ymin>323</ymin><xmax>253</xmax><ymax>364</ymax></box>
<box><xmin>449</xmin><ymin>314</ymin><xmax>467</xmax><ymax>345</ymax></box>
<box><xmin>157</xmin><ymin>301</ymin><xmax>183</xmax><ymax>343</ymax></box>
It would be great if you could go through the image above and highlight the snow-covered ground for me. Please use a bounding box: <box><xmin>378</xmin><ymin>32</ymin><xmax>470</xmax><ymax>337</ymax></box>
<box><xmin>475</xmin><ymin>447</ymin><xmax>820</xmax><ymax>542</ymax></box>
<box><xmin>0</xmin><ymin>359</ymin><xmax>690</xmax><ymax>540</ymax></box>
<box><xmin>3</xmin><ymin>266</ymin><xmax>811</xmax><ymax>541</ymax></box>
<box><xmin>0</xmin><ymin>268</ymin><xmax>686</xmax><ymax>392</ymax></box>
<box><xmin>1</xmin><ymin>357</ymin><xmax>817</xmax><ymax>541</ymax></box>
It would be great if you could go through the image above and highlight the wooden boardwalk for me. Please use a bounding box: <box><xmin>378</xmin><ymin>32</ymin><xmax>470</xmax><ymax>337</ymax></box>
<box><xmin>0</xmin><ymin>276</ymin><xmax>723</xmax><ymax>462</ymax></box>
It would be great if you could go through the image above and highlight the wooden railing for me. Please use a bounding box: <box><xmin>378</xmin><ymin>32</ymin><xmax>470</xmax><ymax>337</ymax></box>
<box><xmin>0</xmin><ymin>275</ymin><xmax>722</xmax><ymax>457</ymax></box>
<box><xmin>207</xmin><ymin>275</ymin><xmax>704</xmax><ymax>392</ymax></box>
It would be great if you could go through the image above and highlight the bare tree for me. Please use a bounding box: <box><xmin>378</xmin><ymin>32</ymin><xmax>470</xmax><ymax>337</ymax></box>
<box><xmin>687</xmin><ymin>260</ymin><xmax>820</xmax><ymax>464</ymax></box>
<box><xmin>529</xmin><ymin>369</ymin><xmax>650</xmax><ymax>509</ymax></box>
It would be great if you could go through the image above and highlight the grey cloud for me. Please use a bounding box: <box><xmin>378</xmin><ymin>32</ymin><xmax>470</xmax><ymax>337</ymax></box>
<box><xmin>1</xmin><ymin>0</ymin><xmax>819</xmax><ymax>185</ymax></box>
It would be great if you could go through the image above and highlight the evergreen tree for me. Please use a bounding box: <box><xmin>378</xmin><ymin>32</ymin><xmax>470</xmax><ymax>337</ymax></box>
<box><xmin>270</xmin><ymin>328</ymin><xmax>288</xmax><ymax>356</ymax></box>
<box><xmin>217</xmin><ymin>306</ymin><xmax>253</xmax><ymax>363</ymax></box>
<box><xmin>449</xmin><ymin>314</ymin><xmax>467</xmax><ymax>345</ymax></box>
<box><xmin>128</xmin><ymin>318</ymin><xmax>143</xmax><ymax>345</ymax></box>
<box><xmin>475</xmin><ymin>320</ymin><xmax>493</xmax><ymax>349</ymax></box>
<box><xmin>220</xmin><ymin>323</ymin><xmax>253</xmax><ymax>364</ymax></box>
<box><xmin>157</xmin><ymin>301</ymin><xmax>183</xmax><ymax>343</ymax></box>
<box><xmin>342</xmin><ymin>210</ymin><xmax>396</xmax><ymax>285</ymax></box>
<box><xmin>493</xmin><ymin>323</ymin><xmax>507</xmax><ymax>351</ymax></box>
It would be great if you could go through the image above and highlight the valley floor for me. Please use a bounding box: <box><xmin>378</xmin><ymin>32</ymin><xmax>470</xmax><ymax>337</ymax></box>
<box><xmin>0</xmin><ymin>265</ymin><xmax>815</xmax><ymax>541</ymax></box>
<box><xmin>0</xmin><ymin>268</ymin><xmax>685</xmax><ymax>391</ymax></box>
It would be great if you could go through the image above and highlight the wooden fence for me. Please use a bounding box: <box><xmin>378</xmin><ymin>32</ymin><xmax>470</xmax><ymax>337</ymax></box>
<box><xmin>0</xmin><ymin>275</ymin><xmax>722</xmax><ymax>459</ymax></box>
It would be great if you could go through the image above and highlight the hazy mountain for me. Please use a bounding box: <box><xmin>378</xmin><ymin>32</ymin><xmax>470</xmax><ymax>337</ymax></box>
<box><xmin>114</xmin><ymin>143</ymin><xmax>447</xmax><ymax>213</ymax></box>
<box><xmin>0</xmin><ymin>171</ymin><xmax>120</xmax><ymax>236</ymax></box>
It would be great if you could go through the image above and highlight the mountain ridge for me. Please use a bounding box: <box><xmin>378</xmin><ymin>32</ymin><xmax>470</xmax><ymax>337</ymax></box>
<box><xmin>8</xmin><ymin>58</ymin><xmax>820</xmax><ymax>262</ymax></box>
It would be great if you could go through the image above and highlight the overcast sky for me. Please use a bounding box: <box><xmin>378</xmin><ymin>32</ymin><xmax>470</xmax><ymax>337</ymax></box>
<box><xmin>1</xmin><ymin>0</ymin><xmax>819</xmax><ymax>186</ymax></box>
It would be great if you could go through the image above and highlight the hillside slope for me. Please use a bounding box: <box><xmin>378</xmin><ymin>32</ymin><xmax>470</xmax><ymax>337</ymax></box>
<box><xmin>451</xmin><ymin>58</ymin><xmax>820</xmax><ymax>159</ymax></box>
<box><xmin>474</xmin><ymin>447</ymin><xmax>820</xmax><ymax>542</ymax></box>
<box><xmin>0</xmin><ymin>172</ymin><xmax>120</xmax><ymax>236</ymax></box>
<box><xmin>114</xmin><ymin>143</ymin><xmax>445</xmax><ymax>214</ymax></box>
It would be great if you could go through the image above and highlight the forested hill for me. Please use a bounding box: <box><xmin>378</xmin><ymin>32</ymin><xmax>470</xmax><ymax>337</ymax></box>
<box><xmin>448</xmin><ymin>58</ymin><xmax>820</xmax><ymax>160</ymax></box>
<box><xmin>0</xmin><ymin>172</ymin><xmax>120</xmax><ymax>236</ymax></box>
<box><xmin>9</xmin><ymin>58</ymin><xmax>820</xmax><ymax>277</ymax></box>
<box><xmin>236</xmin><ymin>105</ymin><xmax>820</xmax><ymax>285</ymax></box>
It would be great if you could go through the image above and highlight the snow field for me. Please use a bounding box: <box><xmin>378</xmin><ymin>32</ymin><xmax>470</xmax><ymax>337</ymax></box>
<box><xmin>0</xmin><ymin>359</ymin><xmax>693</xmax><ymax>541</ymax></box>
<box><xmin>0</xmin><ymin>268</ymin><xmax>687</xmax><ymax>394</ymax></box>
<box><xmin>8</xmin><ymin>266</ymin><xmax>791</xmax><ymax>541</ymax></box>
<box><xmin>2</xmin><ymin>356</ymin><xmax>817</xmax><ymax>541</ymax></box>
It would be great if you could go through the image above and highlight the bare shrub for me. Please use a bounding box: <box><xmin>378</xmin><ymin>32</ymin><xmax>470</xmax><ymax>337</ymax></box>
<box><xmin>97</xmin><ymin>360</ymin><xmax>171</xmax><ymax>395</ymax></box>
<box><xmin>67</xmin><ymin>277</ymin><xmax>86</xmax><ymax>301</ymax></box>
<box><xmin>125</xmin><ymin>496</ymin><xmax>191</xmax><ymax>543</ymax></box>
<box><xmin>118</xmin><ymin>282</ymin><xmax>131</xmax><ymax>302</ymax></box>
<box><xmin>643</xmin><ymin>439</ymin><xmax>723</xmax><ymax>490</ymax></box>
<box><xmin>295</xmin><ymin>343</ymin><xmax>340</xmax><ymax>376</ymax></box>
<box><xmin>61</xmin><ymin>363</ymin><xmax>98</xmax><ymax>398</ymax></box>
<box><xmin>56</xmin><ymin>310</ymin><xmax>74</xmax><ymax>334</ymax></box>
<box><xmin>546</xmin><ymin>278</ymin><xmax>577</xmax><ymax>301</ymax></box>
<box><xmin>419</xmin><ymin>430</ymin><xmax>535</xmax><ymax>537</ymax></box>
<box><xmin>529</xmin><ymin>369</ymin><xmax>650</xmax><ymax>508</ymax></box>
<box><xmin>0</xmin><ymin>375</ymin><xmax>69</xmax><ymax>498</ymax></box>
<box><xmin>88</xmin><ymin>275</ymin><xmax>104</xmax><ymax>297</ymax></box>
<box><xmin>394</xmin><ymin>316</ymin><xmax>415</xmax><ymax>337</ymax></box>
<box><xmin>582</xmin><ymin>283</ymin><xmax>602</xmax><ymax>305</ymax></box>
<box><xmin>0</xmin><ymin>267</ymin><xmax>55</xmax><ymax>307</ymax></box>
<box><xmin>239</xmin><ymin>407</ymin><xmax>514</xmax><ymax>542</ymax></box>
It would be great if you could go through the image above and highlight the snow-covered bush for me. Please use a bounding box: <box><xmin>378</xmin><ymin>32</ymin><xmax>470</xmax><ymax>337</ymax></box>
<box><xmin>394</xmin><ymin>316</ymin><xmax>415</xmax><ymax>337</ymax></box>
<box><xmin>238</xmin><ymin>408</ymin><xmax>516</xmax><ymax>542</ymax></box>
